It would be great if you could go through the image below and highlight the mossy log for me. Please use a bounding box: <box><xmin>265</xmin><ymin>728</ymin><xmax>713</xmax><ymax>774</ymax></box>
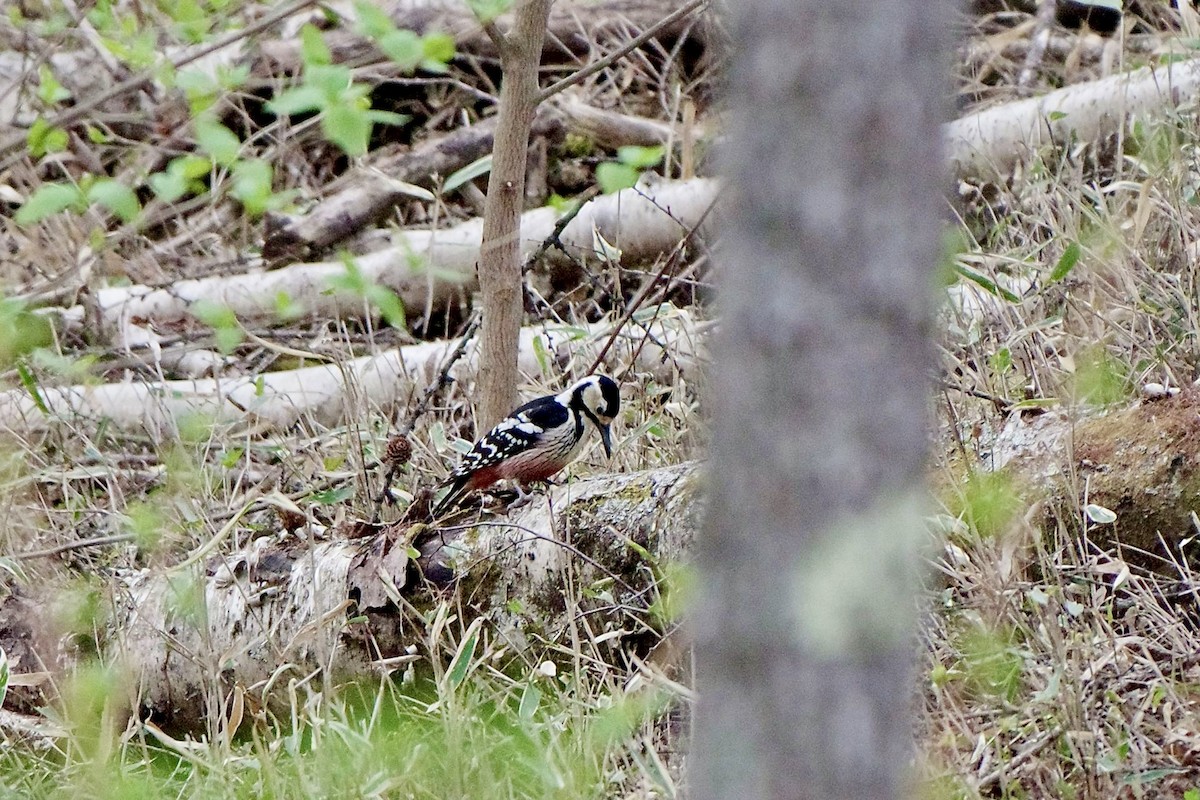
<box><xmin>980</xmin><ymin>388</ymin><xmax>1200</xmax><ymax>568</ymax></box>
<box><xmin>1</xmin><ymin>462</ymin><xmax>699</xmax><ymax>730</ymax></box>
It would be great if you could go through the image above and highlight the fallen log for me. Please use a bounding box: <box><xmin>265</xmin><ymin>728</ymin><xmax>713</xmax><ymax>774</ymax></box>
<box><xmin>3</xmin><ymin>462</ymin><xmax>700</xmax><ymax>729</ymax></box>
<box><xmin>262</xmin><ymin>108</ymin><xmax>566</xmax><ymax>262</ymax></box>
<box><xmin>945</xmin><ymin>55</ymin><xmax>1200</xmax><ymax>176</ymax></box>
<box><xmin>64</xmin><ymin>176</ymin><xmax>717</xmax><ymax>335</ymax></box>
<box><xmin>0</xmin><ymin>306</ymin><xmax>705</xmax><ymax>434</ymax></box>
<box><xmin>953</xmin><ymin>386</ymin><xmax>1200</xmax><ymax>570</ymax></box>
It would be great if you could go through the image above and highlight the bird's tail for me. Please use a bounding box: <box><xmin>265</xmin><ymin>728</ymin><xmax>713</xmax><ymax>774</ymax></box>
<box><xmin>430</xmin><ymin>477</ymin><xmax>469</xmax><ymax>519</ymax></box>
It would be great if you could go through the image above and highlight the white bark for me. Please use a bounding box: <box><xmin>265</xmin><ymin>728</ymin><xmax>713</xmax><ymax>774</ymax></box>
<box><xmin>0</xmin><ymin>307</ymin><xmax>705</xmax><ymax>434</ymax></box>
<box><xmin>945</xmin><ymin>56</ymin><xmax>1200</xmax><ymax>176</ymax></box>
<box><xmin>66</xmin><ymin>177</ymin><xmax>717</xmax><ymax>334</ymax></box>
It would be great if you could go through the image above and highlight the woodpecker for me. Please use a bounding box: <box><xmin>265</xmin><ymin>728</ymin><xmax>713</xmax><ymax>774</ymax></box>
<box><xmin>431</xmin><ymin>375</ymin><xmax>620</xmax><ymax>517</ymax></box>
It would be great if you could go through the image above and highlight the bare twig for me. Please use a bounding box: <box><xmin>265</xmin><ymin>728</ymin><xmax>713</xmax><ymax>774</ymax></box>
<box><xmin>372</xmin><ymin>313</ymin><xmax>481</xmax><ymax>520</ymax></box>
<box><xmin>587</xmin><ymin>194</ymin><xmax>717</xmax><ymax>375</ymax></box>
<box><xmin>14</xmin><ymin>533</ymin><xmax>135</xmax><ymax>561</ymax></box>
<box><xmin>537</xmin><ymin>0</ymin><xmax>708</xmax><ymax>103</ymax></box>
<box><xmin>1017</xmin><ymin>0</ymin><xmax>1059</xmax><ymax>95</ymax></box>
<box><xmin>522</xmin><ymin>185</ymin><xmax>603</xmax><ymax>274</ymax></box>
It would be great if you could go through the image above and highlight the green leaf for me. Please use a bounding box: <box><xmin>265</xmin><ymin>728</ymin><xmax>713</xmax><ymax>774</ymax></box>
<box><xmin>366</xmin><ymin>285</ymin><xmax>406</xmax><ymax>329</ymax></box>
<box><xmin>0</xmin><ymin>301</ymin><xmax>52</xmax><ymax>364</ymax></box>
<box><xmin>989</xmin><ymin>347</ymin><xmax>1012</xmax><ymax>373</ymax></box>
<box><xmin>37</xmin><ymin>65</ymin><xmax>72</xmax><ymax>105</ymax></box>
<box><xmin>26</xmin><ymin>118</ymin><xmax>68</xmax><ymax>158</ymax></box>
<box><xmin>1120</xmin><ymin>769</ymin><xmax>1187</xmax><ymax>788</ymax></box>
<box><xmin>87</xmin><ymin>179</ymin><xmax>140</xmax><ymax>222</ymax></box>
<box><xmin>378</xmin><ymin>28</ymin><xmax>422</xmax><ymax>70</ymax></box>
<box><xmin>168</xmin><ymin>0</ymin><xmax>211</xmax><ymax>42</ymax></box>
<box><xmin>16</xmin><ymin>182</ymin><xmax>83</xmax><ymax>225</ymax></box>
<box><xmin>353</xmin><ymin>0</ymin><xmax>396</xmax><ymax>38</ymax></box>
<box><xmin>951</xmin><ymin>263</ymin><xmax>1021</xmax><ymax>304</ymax></box>
<box><xmin>176</xmin><ymin>154</ymin><xmax>213</xmax><ymax>180</ymax></box>
<box><xmin>595</xmin><ymin>162</ymin><xmax>640</xmax><ymax>194</ymax></box>
<box><xmin>191</xmin><ymin>300</ymin><xmax>243</xmax><ymax>353</ymax></box>
<box><xmin>467</xmin><ymin>0</ymin><xmax>513</xmax><ymax>23</ymax></box>
<box><xmin>1049</xmin><ymin>241</ymin><xmax>1081</xmax><ymax>282</ymax></box>
<box><xmin>230</xmin><ymin>159</ymin><xmax>276</xmax><ymax>217</ymax></box>
<box><xmin>150</xmin><ymin>155</ymin><xmax>211</xmax><ymax>203</ymax></box>
<box><xmin>446</xmin><ymin>621</ymin><xmax>480</xmax><ymax>688</ymax></box>
<box><xmin>444</xmin><ymin>154</ymin><xmax>492</xmax><ymax>192</ymax></box>
<box><xmin>274</xmin><ymin>291</ymin><xmax>304</xmax><ymax>321</ymax></box>
<box><xmin>307</xmin><ymin>64</ymin><xmax>353</xmax><ymax>99</ymax></box>
<box><xmin>218</xmin><ymin>64</ymin><xmax>250</xmax><ymax>91</ymax></box>
<box><xmin>323</xmin><ymin>103</ymin><xmax>371</xmax><ymax>156</ymax></box>
<box><xmin>329</xmin><ymin>256</ymin><xmax>368</xmax><ymax>294</ymax></box>
<box><xmin>366</xmin><ymin>109</ymin><xmax>411</xmax><ymax>128</ymax></box>
<box><xmin>300</xmin><ymin>23</ymin><xmax>332</xmax><ymax>66</ymax></box>
<box><xmin>0</xmin><ymin>647</ymin><xmax>8</xmax><ymax>710</ymax></box>
<box><xmin>518</xmin><ymin>683</ymin><xmax>542</xmax><ymax>720</ymax></box>
<box><xmin>266</xmin><ymin>85</ymin><xmax>327</xmax><ymax>116</ymax></box>
<box><xmin>15</xmin><ymin>361</ymin><xmax>48</xmax><ymax>415</ymax></box>
<box><xmin>176</xmin><ymin>68</ymin><xmax>217</xmax><ymax>97</ymax></box>
<box><xmin>532</xmin><ymin>335</ymin><xmax>549</xmax><ymax>376</ymax></box>
<box><xmin>310</xmin><ymin>485</ymin><xmax>354</xmax><ymax>505</ymax></box>
<box><xmin>421</xmin><ymin>32</ymin><xmax>456</xmax><ymax>67</ymax></box>
<box><xmin>194</xmin><ymin>116</ymin><xmax>241</xmax><ymax>166</ymax></box>
<box><xmin>176</xmin><ymin>67</ymin><xmax>220</xmax><ymax>113</ymax></box>
<box><xmin>617</xmin><ymin>144</ymin><xmax>664</xmax><ymax>169</ymax></box>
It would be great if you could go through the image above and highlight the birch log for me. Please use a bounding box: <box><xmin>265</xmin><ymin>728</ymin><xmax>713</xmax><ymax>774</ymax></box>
<box><xmin>0</xmin><ymin>307</ymin><xmax>705</xmax><ymax>434</ymax></box>
<box><xmin>69</xmin><ymin>177</ymin><xmax>717</xmax><ymax>335</ymax></box>
<box><xmin>945</xmin><ymin>56</ymin><xmax>1200</xmax><ymax>175</ymax></box>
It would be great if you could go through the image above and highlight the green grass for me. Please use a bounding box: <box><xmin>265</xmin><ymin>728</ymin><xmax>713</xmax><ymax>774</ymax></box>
<box><xmin>0</xmin><ymin>664</ymin><xmax>681</xmax><ymax>799</ymax></box>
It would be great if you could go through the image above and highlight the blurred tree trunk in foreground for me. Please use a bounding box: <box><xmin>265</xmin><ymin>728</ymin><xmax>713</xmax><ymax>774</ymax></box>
<box><xmin>692</xmin><ymin>2</ymin><xmax>951</xmax><ymax>799</ymax></box>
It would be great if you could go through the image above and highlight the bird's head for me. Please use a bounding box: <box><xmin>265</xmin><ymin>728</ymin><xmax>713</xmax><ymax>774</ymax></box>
<box><xmin>564</xmin><ymin>375</ymin><xmax>620</xmax><ymax>457</ymax></box>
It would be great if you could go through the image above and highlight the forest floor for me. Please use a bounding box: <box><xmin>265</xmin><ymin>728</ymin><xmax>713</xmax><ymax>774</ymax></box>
<box><xmin>1</xmin><ymin>0</ymin><xmax>1199</xmax><ymax>797</ymax></box>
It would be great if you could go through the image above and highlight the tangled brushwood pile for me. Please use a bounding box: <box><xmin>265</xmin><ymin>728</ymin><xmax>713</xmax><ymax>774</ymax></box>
<box><xmin>2</xmin><ymin>0</ymin><xmax>1200</xmax><ymax>795</ymax></box>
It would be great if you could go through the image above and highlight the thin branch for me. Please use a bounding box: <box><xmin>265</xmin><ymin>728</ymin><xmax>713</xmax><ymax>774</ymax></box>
<box><xmin>479</xmin><ymin>18</ymin><xmax>510</xmax><ymax>54</ymax></box>
<box><xmin>372</xmin><ymin>313</ymin><xmax>481</xmax><ymax>520</ymax></box>
<box><xmin>537</xmin><ymin>0</ymin><xmax>708</xmax><ymax>103</ymax></box>
<box><xmin>587</xmin><ymin>194</ymin><xmax>717</xmax><ymax>375</ymax></box>
<box><xmin>522</xmin><ymin>184</ymin><xmax>602</xmax><ymax>273</ymax></box>
<box><xmin>15</xmin><ymin>533</ymin><xmax>134</xmax><ymax>561</ymax></box>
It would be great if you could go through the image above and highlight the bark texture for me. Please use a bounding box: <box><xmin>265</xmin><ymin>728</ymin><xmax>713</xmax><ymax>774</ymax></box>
<box><xmin>691</xmin><ymin>2</ymin><xmax>950</xmax><ymax>799</ymax></box>
<box><xmin>2</xmin><ymin>463</ymin><xmax>699</xmax><ymax>728</ymax></box>
<box><xmin>477</xmin><ymin>0</ymin><xmax>555</xmax><ymax>432</ymax></box>
<box><xmin>0</xmin><ymin>308</ymin><xmax>704</xmax><ymax>434</ymax></box>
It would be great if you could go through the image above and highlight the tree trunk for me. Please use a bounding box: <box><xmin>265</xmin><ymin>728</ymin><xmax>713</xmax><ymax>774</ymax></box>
<box><xmin>691</xmin><ymin>2</ymin><xmax>950</xmax><ymax>799</ymax></box>
<box><xmin>476</xmin><ymin>0</ymin><xmax>555</xmax><ymax>432</ymax></box>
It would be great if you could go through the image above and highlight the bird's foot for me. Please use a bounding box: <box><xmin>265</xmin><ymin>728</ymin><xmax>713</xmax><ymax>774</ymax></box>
<box><xmin>507</xmin><ymin>483</ymin><xmax>537</xmax><ymax>510</ymax></box>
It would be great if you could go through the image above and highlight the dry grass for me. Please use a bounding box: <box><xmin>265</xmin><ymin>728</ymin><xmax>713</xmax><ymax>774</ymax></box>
<box><xmin>930</xmin><ymin>4</ymin><xmax>1200</xmax><ymax>797</ymax></box>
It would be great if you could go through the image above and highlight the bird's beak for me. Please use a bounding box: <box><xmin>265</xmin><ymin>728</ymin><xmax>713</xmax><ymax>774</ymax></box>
<box><xmin>599</xmin><ymin>424</ymin><xmax>613</xmax><ymax>458</ymax></box>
